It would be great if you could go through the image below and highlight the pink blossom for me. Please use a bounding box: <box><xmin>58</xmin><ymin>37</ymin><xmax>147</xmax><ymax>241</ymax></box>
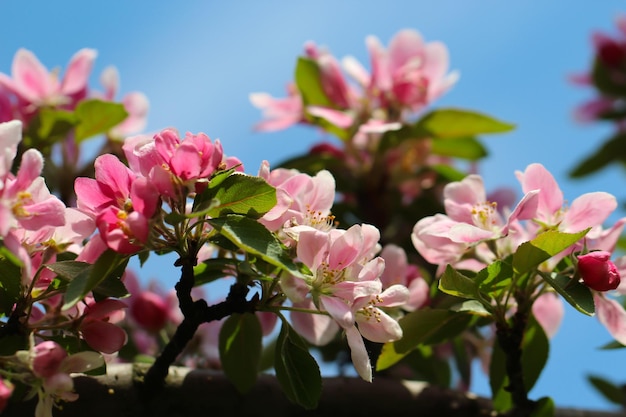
<box><xmin>97</xmin><ymin>66</ymin><xmax>149</xmax><ymax>138</ymax></box>
<box><xmin>515</xmin><ymin>163</ymin><xmax>619</xmax><ymax>237</ymax></box>
<box><xmin>129</xmin><ymin>291</ymin><xmax>170</xmax><ymax>333</ymax></box>
<box><xmin>0</xmin><ymin>121</ymin><xmax>66</xmax><ymax>237</ymax></box>
<box><xmin>258</xmin><ymin>161</ymin><xmax>336</xmax><ymax>237</ymax></box>
<box><xmin>366</xmin><ymin>29</ymin><xmax>459</xmax><ymax>113</ymax></box>
<box><xmin>249</xmin><ymin>83</ymin><xmax>303</xmax><ymax>132</ymax></box>
<box><xmin>0</xmin><ymin>48</ymin><xmax>96</xmax><ymax>120</ymax></box>
<box><xmin>123</xmin><ymin>128</ymin><xmax>228</xmax><ymax>198</ymax></box>
<box><xmin>577</xmin><ymin>251</ymin><xmax>621</xmax><ymax>292</ymax></box>
<box><xmin>32</xmin><ymin>341</ymin><xmax>68</xmax><ymax>379</ymax></box>
<box><xmin>75</xmin><ymin>154</ymin><xmax>158</xmax><ymax>254</ymax></box>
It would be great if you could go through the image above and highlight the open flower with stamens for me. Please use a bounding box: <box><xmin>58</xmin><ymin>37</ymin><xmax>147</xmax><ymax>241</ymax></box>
<box><xmin>75</xmin><ymin>154</ymin><xmax>159</xmax><ymax>254</ymax></box>
<box><xmin>258</xmin><ymin>161</ymin><xmax>336</xmax><ymax>241</ymax></box>
<box><xmin>282</xmin><ymin>224</ymin><xmax>407</xmax><ymax>381</ymax></box>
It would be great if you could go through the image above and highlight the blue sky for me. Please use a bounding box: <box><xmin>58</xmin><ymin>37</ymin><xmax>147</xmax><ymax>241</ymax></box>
<box><xmin>2</xmin><ymin>0</ymin><xmax>626</xmax><ymax>411</ymax></box>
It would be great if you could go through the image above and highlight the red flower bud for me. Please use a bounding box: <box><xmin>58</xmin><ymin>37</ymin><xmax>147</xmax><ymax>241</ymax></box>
<box><xmin>130</xmin><ymin>292</ymin><xmax>169</xmax><ymax>332</ymax></box>
<box><xmin>577</xmin><ymin>251</ymin><xmax>621</xmax><ymax>292</ymax></box>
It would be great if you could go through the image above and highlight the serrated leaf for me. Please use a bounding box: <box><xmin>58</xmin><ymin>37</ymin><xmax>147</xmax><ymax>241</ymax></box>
<box><xmin>274</xmin><ymin>319</ymin><xmax>321</xmax><ymax>409</ymax></box>
<box><xmin>208</xmin><ymin>214</ymin><xmax>299</xmax><ymax>275</ymax></box>
<box><xmin>430</xmin><ymin>136</ymin><xmax>488</xmax><ymax>160</ymax></box>
<box><xmin>219</xmin><ymin>313</ymin><xmax>262</xmax><ymax>394</ymax></box>
<box><xmin>74</xmin><ymin>99</ymin><xmax>128</xmax><ymax>142</ymax></box>
<box><xmin>194</xmin><ymin>173</ymin><xmax>276</xmax><ymax>218</ymax></box>
<box><xmin>513</xmin><ymin>229</ymin><xmax>589</xmax><ymax>274</ymax></box>
<box><xmin>414</xmin><ymin>108</ymin><xmax>515</xmax><ymax>139</ymax></box>
<box><xmin>539</xmin><ymin>272</ymin><xmax>595</xmax><ymax>316</ymax></box>
<box><xmin>45</xmin><ymin>260</ymin><xmax>92</xmax><ymax>281</ymax></box>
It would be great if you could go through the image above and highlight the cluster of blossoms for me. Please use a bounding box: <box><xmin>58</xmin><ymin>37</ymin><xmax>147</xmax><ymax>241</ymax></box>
<box><xmin>412</xmin><ymin>162</ymin><xmax>626</xmax><ymax>345</ymax></box>
<box><xmin>0</xmin><ymin>107</ymin><xmax>420</xmax><ymax>414</ymax></box>
<box><xmin>251</xmin><ymin>29</ymin><xmax>457</xmax><ymax>136</ymax></box>
<box><xmin>0</xmin><ymin>48</ymin><xmax>147</xmax><ymax>137</ymax></box>
<box><xmin>250</xmin><ymin>29</ymin><xmax>459</xmax><ymax>206</ymax></box>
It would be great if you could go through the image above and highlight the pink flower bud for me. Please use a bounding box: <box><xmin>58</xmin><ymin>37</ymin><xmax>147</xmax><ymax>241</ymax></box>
<box><xmin>0</xmin><ymin>378</ymin><xmax>13</xmax><ymax>413</ymax></box>
<box><xmin>130</xmin><ymin>292</ymin><xmax>170</xmax><ymax>332</ymax></box>
<box><xmin>577</xmin><ymin>251</ymin><xmax>621</xmax><ymax>292</ymax></box>
<box><xmin>32</xmin><ymin>341</ymin><xmax>67</xmax><ymax>378</ymax></box>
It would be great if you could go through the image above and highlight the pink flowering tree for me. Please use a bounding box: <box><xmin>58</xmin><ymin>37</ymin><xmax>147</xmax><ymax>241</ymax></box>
<box><xmin>0</xmin><ymin>23</ymin><xmax>625</xmax><ymax>417</ymax></box>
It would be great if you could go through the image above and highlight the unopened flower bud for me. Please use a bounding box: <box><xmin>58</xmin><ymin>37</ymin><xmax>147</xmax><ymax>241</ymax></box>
<box><xmin>32</xmin><ymin>341</ymin><xmax>67</xmax><ymax>378</ymax></box>
<box><xmin>130</xmin><ymin>292</ymin><xmax>169</xmax><ymax>332</ymax></box>
<box><xmin>0</xmin><ymin>378</ymin><xmax>13</xmax><ymax>413</ymax></box>
<box><xmin>577</xmin><ymin>251</ymin><xmax>621</xmax><ymax>292</ymax></box>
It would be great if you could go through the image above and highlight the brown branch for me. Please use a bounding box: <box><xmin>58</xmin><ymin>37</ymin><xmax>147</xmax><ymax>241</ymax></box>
<box><xmin>4</xmin><ymin>364</ymin><xmax>625</xmax><ymax>417</ymax></box>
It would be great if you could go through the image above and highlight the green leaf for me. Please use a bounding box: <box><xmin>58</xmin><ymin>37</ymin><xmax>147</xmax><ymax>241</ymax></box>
<box><xmin>45</xmin><ymin>260</ymin><xmax>92</xmax><ymax>281</ymax></box>
<box><xmin>208</xmin><ymin>214</ymin><xmax>299</xmax><ymax>275</ymax></box>
<box><xmin>439</xmin><ymin>265</ymin><xmax>479</xmax><ymax>300</ymax></box>
<box><xmin>476</xmin><ymin>260</ymin><xmax>513</xmax><ymax>297</ymax></box>
<box><xmin>0</xmin><ymin>256</ymin><xmax>24</xmax><ymax>316</ymax></box>
<box><xmin>376</xmin><ymin>341</ymin><xmax>409</xmax><ymax>371</ymax></box>
<box><xmin>219</xmin><ymin>313</ymin><xmax>262</xmax><ymax>394</ymax></box>
<box><xmin>512</xmin><ymin>229</ymin><xmax>589</xmax><ymax>274</ymax></box>
<box><xmin>194</xmin><ymin>173</ymin><xmax>276</xmax><ymax>219</ymax></box>
<box><xmin>414</xmin><ymin>108</ymin><xmax>515</xmax><ymax>139</ymax></box>
<box><xmin>294</xmin><ymin>57</ymin><xmax>332</xmax><ymax>108</ymax></box>
<box><xmin>539</xmin><ymin>273</ymin><xmax>594</xmax><ymax>316</ymax></box>
<box><xmin>587</xmin><ymin>374</ymin><xmax>626</xmax><ymax>406</ymax></box>
<box><xmin>37</xmin><ymin>108</ymin><xmax>78</xmax><ymax>140</ymax></box>
<box><xmin>274</xmin><ymin>319</ymin><xmax>322</xmax><ymax>410</ymax></box>
<box><xmin>74</xmin><ymin>99</ymin><xmax>128</xmax><ymax>142</ymax></box>
<box><xmin>430</xmin><ymin>136</ymin><xmax>488</xmax><ymax>160</ymax></box>
<box><xmin>393</xmin><ymin>308</ymin><xmax>473</xmax><ymax>354</ymax></box>
<box><xmin>62</xmin><ymin>250</ymin><xmax>127</xmax><ymax>310</ymax></box>
<box><xmin>569</xmin><ymin>132</ymin><xmax>626</xmax><ymax>178</ymax></box>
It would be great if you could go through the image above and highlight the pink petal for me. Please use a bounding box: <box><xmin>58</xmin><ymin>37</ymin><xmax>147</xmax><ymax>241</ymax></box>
<box><xmin>307</xmin><ymin>106</ymin><xmax>354</xmax><ymax>128</ymax></box>
<box><xmin>328</xmin><ymin>226</ymin><xmax>363</xmax><ymax>269</ymax></box>
<box><xmin>62</xmin><ymin>48</ymin><xmax>97</xmax><ymax>95</ymax></box>
<box><xmin>515</xmin><ymin>163</ymin><xmax>563</xmax><ymax>222</ymax></box>
<box><xmin>595</xmin><ymin>294</ymin><xmax>626</xmax><ymax>345</ymax></box>
<box><xmin>320</xmin><ymin>295</ymin><xmax>354</xmax><ymax>328</ymax></box>
<box><xmin>289</xmin><ymin>299</ymin><xmax>339</xmax><ymax>346</ymax></box>
<box><xmin>532</xmin><ymin>292</ymin><xmax>564</xmax><ymax>338</ymax></box>
<box><xmin>94</xmin><ymin>154</ymin><xmax>133</xmax><ymax>200</ymax></box>
<box><xmin>562</xmin><ymin>192</ymin><xmax>617</xmax><ymax>232</ymax></box>
<box><xmin>388</xmin><ymin>29</ymin><xmax>425</xmax><ymax>75</ymax></box>
<box><xmin>297</xmin><ymin>229</ymin><xmax>329</xmax><ymax>271</ymax></box>
<box><xmin>80</xmin><ymin>320</ymin><xmax>128</xmax><ymax>354</ymax></box>
<box><xmin>11</xmin><ymin>48</ymin><xmax>53</xmax><ymax>103</ymax></box>
<box><xmin>345</xmin><ymin>325</ymin><xmax>372</xmax><ymax>381</ymax></box>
